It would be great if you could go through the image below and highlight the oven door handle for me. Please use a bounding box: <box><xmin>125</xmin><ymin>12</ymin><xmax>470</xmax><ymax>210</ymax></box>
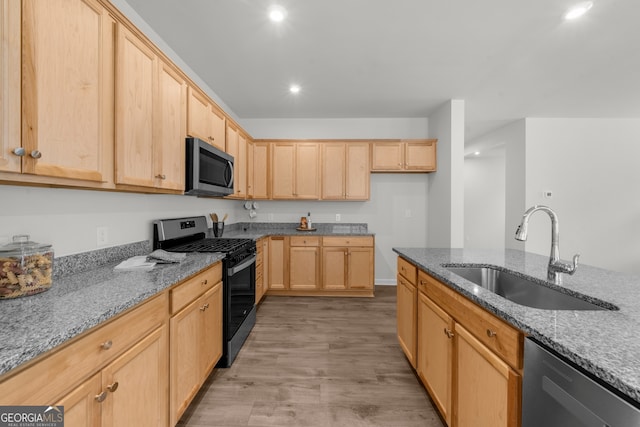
<box><xmin>227</xmin><ymin>254</ymin><xmax>256</xmax><ymax>276</ymax></box>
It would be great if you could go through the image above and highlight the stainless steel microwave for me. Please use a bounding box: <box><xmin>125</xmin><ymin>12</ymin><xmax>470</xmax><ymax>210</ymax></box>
<box><xmin>185</xmin><ymin>137</ymin><xmax>234</xmax><ymax>197</ymax></box>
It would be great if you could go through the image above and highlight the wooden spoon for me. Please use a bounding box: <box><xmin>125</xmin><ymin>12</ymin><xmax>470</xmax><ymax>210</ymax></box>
<box><xmin>209</xmin><ymin>213</ymin><xmax>218</xmax><ymax>223</ymax></box>
<box><xmin>221</xmin><ymin>213</ymin><xmax>228</xmax><ymax>222</ymax></box>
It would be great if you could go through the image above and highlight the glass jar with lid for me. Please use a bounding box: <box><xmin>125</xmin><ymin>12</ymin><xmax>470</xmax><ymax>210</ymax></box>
<box><xmin>0</xmin><ymin>235</ymin><xmax>54</xmax><ymax>299</ymax></box>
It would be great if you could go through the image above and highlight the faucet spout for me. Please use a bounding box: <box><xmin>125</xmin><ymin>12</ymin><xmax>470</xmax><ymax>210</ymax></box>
<box><xmin>514</xmin><ymin>205</ymin><xmax>579</xmax><ymax>284</ymax></box>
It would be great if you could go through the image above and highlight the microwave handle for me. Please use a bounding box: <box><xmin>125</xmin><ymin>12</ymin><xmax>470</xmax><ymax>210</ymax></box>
<box><xmin>225</xmin><ymin>160</ymin><xmax>234</xmax><ymax>188</ymax></box>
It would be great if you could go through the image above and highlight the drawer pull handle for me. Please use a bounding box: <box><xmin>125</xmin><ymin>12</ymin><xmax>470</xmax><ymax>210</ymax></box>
<box><xmin>486</xmin><ymin>329</ymin><xmax>497</xmax><ymax>338</ymax></box>
<box><xmin>107</xmin><ymin>382</ymin><xmax>119</xmax><ymax>393</ymax></box>
<box><xmin>202</xmin><ymin>279</ymin><xmax>208</xmax><ymax>285</ymax></box>
<box><xmin>155</xmin><ymin>174</ymin><xmax>166</xmax><ymax>180</ymax></box>
<box><xmin>444</xmin><ymin>328</ymin><xmax>454</xmax><ymax>339</ymax></box>
<box><xmin>101</xmin><ymin>340</ymin><xmax>113</xmax><ymax>350</ymax></box>
<box><xmin>95</xmin><ymin>391</ymin><xmax>107</xmax><ymax>403</ymax></box>
<box><xmin>200</xmin><ymin>303</ymin><xmax>210</xmax><ymax>311</ymax></box>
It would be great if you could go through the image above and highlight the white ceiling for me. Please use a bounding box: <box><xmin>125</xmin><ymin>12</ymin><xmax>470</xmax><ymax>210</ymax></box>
<box><xmin>123</xmin><ymin>0</ymin><xmax>640</xmax><ymax>141</ymax></box>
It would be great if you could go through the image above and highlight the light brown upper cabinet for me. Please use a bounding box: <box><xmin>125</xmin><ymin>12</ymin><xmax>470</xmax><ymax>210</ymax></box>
<box><xmin>248</xmin><ymin>141</ymin><xmax>270</xmax><ymax>199</ymax></box>
<box><xmin>0</xmin><ymin>0</ymin><xmax>20</xmax><ymax>174</ymax></box>
<box><xmin>155</xmin><ymin>61</ymin><xmax>187</xmax><ymax>191</ymax></box>
<box><xmin>115</xmin><ymin>25</ymin><xmax>186</xmax><ymax>191</ymax></box>
<box><xmin>271</xmin><ymin>142</ymin><xmax>320</xmax><ymax>199</ymax></box>
<box><xmin>225</xmin><ymin>123</ymin><xmax>247</xmax><ymax>199</ymax></box>
<box><xmin>18</xmin><ymin>0</ymin><xmax>115</xmax><ymax>182</ymax></box>
<box><xmin>187</xmin><ymin>86</ymin><xmax>226</xmax><ymax>152</ymax></box>
<box><xmin>371</xmin><ymin>139</ymin><xmax>437</xmax><ymax>172</ymax></box>
<box><xmin>321</xmin><ymin>142</ymin><xmax>370</xmax><ymax>200</ymax></box>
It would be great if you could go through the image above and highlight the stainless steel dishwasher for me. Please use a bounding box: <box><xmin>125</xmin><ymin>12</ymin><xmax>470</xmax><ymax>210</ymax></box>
<box><xmin>522</xmin><ymin>338</ymin><xmax>640</xmax><ymax>426</ymax></box>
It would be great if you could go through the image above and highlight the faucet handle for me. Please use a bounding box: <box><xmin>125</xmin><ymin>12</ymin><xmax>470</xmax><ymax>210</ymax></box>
<box><xmin>551</xmin><ymin>254</ymin><xmax>580</xmax><ymax>275</ymax></box>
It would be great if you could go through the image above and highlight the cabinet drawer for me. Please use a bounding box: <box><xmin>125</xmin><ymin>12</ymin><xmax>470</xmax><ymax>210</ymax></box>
<box><xmin>0</xmin><ymin>293</ymin><xmax>168</xmax><ymax>404</ymax></box>
<box><xmin>290</xmin><ymin>236</ymin><xmax>320</xmax><ymax>246</ymax></box>
<box><xmin>323</xmin><ymin>236</ymin><xmax>373</xmax><ymax>247</ymax></box>
<box><xmin>397</xmin><ymin>257</ymin><xmax>417</xmax><ymax>285</ymax></box>
<box><xmin>171</xmin><ymin>262</ymin><xmax>222</xmax><ymax>314</ymax></box>
<box><xmin>423</xmin><ymin>272</ymin><xmax>524</xmax><ymax>370</ymax></box>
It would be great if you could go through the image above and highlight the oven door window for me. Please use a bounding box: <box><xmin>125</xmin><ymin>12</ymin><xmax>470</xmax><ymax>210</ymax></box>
<box><xmin>227</xmin><ymin>259</ymin><xmax>255</xmax><ymax>338</ymax></box>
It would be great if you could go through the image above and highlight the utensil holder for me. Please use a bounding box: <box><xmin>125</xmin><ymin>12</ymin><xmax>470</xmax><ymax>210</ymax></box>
<box><xmin>213</xmin><ymin>222</ymin><xmax>224</xmax><ymax>237</ymax></box>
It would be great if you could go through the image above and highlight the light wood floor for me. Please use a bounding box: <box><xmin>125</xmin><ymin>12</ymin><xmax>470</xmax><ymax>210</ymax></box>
<box><xmin>177</xmin><ymin>286</ymin><xmax>445</xmax><ymax>427</ymax></box>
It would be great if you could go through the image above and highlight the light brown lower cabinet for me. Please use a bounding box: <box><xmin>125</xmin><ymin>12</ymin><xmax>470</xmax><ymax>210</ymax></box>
<box><xmin>289</xmin><ymin>236</ymin><xmax>320</xmax><ymax>290</ymax></box>
<box><xmin>267</xmin><ymin>236</ymin><xmax>287</xmax><ymax>291</ymax></box>
<box><xmin>170</xmin><ymin>263</ymin><xmax>223</xmax><ymax>425</ymax></box>
<box><xmin>398</xmin><ymin>258</ymin><xmax>524</xmax><ymax>427</ymax></box>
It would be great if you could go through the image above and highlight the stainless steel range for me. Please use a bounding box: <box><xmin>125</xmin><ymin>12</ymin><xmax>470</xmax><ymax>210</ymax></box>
<box><xmin>153</xmin><ymin>216</ymin><xmax>256</xmax><ymax>368</ymax></box>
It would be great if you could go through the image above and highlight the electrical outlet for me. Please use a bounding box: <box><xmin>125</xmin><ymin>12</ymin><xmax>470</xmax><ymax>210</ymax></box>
<box><xmin>336</xmin><ymin>214</ymin><xmax>341</xmax><ymax>222</ymax></box>
<box><xmin>97</xmin><ymin>226</ymin><xmax>109</xmax><ymax>246</ymax></box>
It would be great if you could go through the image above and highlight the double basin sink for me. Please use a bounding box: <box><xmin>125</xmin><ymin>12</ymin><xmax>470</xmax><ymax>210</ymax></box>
<box><xmin>444</xmin><ymin>265</ymin><xmax>617</xmax><ymax>311</ymax></box>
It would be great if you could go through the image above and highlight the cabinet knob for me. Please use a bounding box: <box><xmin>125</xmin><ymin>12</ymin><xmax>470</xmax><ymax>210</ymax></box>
<box><xmin>208</xmin><ymin>136</ymin><xmax>215</xmax><ymax>141</ymax></box>
<box><xmin>201</xmin><ymin>279</ymin><xmax>208</xmax><ymax>285</ymax></box>
<box><xmin>486</xmin><ymin>329</ymin><xmax>497</xmax><ymax>338</ymax></box>
<box><xmin>95</xmin><ymin>391</ymin><xmax>107</xmax><ymax>403</ymax></box>
<box><xmin>444</xmin><ymin>328</ymin><xmax>455</xmax><ymax>339</ymax></box>
<box><xmin>107</xmin><ymin>382</ymin><xmax>119</xmax><ymax>393</ymax></box>
<box><xmin>30</xmin><ymin>150</ymin><xmax>42</xmax><ymax>159</ymax></box>
<box><xmin>155</xmin><ymin>174</ymin><xmax>166</xmax><ymax>180</ymax></box>
<box><xmin>101</xmin><ymin>340</ymin><xmax>113</xmax><ymax>350</ymax></box>
<box><xmin>12</xmin><ymin>147</ymin><xmax>25</xmax><ymax>156</ymax></box>
<box><xmin>200</xmin><ymin>303</ymin><xmax>209</xmax><ymax>311</ymax></box>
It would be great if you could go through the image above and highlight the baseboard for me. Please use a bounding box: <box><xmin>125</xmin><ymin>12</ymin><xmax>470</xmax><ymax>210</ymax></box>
<box><xmin>375</xmin><ymin>279</ymin><xmax>397</xmax><ymax>286</ymax></box>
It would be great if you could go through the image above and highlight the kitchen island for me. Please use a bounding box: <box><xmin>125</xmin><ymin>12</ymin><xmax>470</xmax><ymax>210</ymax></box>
<box><xmin>393</xmin><ymin>247</ymin><xmax>640</xmax><ymax>405</ymax></box>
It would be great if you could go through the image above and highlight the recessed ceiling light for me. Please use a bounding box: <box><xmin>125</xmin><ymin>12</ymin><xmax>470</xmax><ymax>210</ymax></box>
<box><xmin>269</xmin><ymin>5</ymin><xmax>287</xmax><ymax>23</ymax></box>
<box><xmin>289</xmin><ymin>84</ymin><xmax>301</xmax><ymax>94</ymax></box>
<box><xmin>564</xmin><ymin>1</ymin><xmax>593</xmax><ymax>20</ymax></box>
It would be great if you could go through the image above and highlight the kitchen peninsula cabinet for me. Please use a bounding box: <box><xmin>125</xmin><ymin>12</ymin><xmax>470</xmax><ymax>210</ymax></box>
<box><xmin>271</xmin><ymin>142</ymin><xmax>320</xmax><ymax>199</ymax></box>
<box><xmin>170</xmin><ymin>263</ymin><xmax>223</xmax><ymax>425</ymax></box>
<box><xmin>16</xmin><ymin>0</ymin><xmax>115</xmax><ymax>183</ymax></box>
<box><xmin>371</xmin><ymin>139</ymin><xmax>437</xmax><ymax>172</ymax></box>
<box><xmin>0</xmin><ymin>0</ymin><xmax>20</xmax><ymax>174</ymax></box>
<box><xmin>396</xmin><ymin>257</ymin><xmax>418</xmax><ymax>368</ymax></box>
<box><xmin>289</xmin><ymin>236</ymin><xmax>321</xmax><ymax>290</ymax></box>
<box><xmin>321</xmin><ymin>142</ymin><xmax>370</xmax><ymax>200</ymax></box>
<box><xmin>397</xmin><ymin>257</ymin><xmax>523</xmax><ymax>427</ymax></box>
<box><xmin>0</xmin><ymin>293</ymin><xmax>169</xmax><ymax>426</ymax></box>
<box><xmin>187</xmin><ymin>86</ymin><xmax>226</xmax><ymax>151</ymax></box>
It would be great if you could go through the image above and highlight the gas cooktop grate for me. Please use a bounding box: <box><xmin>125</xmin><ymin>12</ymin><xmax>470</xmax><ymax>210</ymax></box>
<box><xmin>166</xmin><ymin>238</ymin><xmax>252</xmax><ymax>253</ymax></box>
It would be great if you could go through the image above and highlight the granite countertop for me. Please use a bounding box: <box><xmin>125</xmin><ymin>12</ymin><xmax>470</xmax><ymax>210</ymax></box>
<box><xmin>220</xmin><ymin>222</ymin><xmax>374</xmax><ymax>240</ymax></box>
<box><xmin>0</xmin><ymin>246</ymin><xmax>223</xmax><ymax>377</ymax></box>
<box><xmin>393</xmin><ymin>247</ymin><xmax>640</xmax><ymax>404</ymax></box>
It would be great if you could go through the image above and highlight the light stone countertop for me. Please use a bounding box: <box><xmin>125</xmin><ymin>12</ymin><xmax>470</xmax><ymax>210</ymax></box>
<box><xmin>392</xmin><ymin>247</ymin><xmax>640</xmax><ymax>404</ymax></box>
<box><xmin>0</xmin><ymin>248</ymin><xmax>224</xmax><ymax>377</ymax></box>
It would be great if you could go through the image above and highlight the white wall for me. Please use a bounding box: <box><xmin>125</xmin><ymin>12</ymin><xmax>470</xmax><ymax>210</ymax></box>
<box><xmin>522</xmin><ymin>118</ymin><xmax>640</xmax><ymax>274</ymax></box>
<box><xmin>243</xmin><ymin>117</ymin><xmax>431</xmax><ymax>284</ymax></box>
<box><xmin>464</xmin><ymin>148</ymin><xmax>505</xmax><ymax>249</ymax></box>
<box><xmin>427</xmin><ymin>100</ymin><xmax>465</xmax><ymax>248</ymax></box>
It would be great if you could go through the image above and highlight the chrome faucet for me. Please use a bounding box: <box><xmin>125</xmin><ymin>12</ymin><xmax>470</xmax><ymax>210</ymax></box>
<box><xmin>515</xmin><ymin>205</ymin><xmax>579</xmax><ymax>284</ymax></box>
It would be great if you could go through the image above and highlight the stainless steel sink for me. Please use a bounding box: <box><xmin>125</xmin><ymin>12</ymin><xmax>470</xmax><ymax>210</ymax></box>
<box><xmin>444</xmin><ymin>265</ymin><xmax>617</xmax><ymax>311</ymax></box>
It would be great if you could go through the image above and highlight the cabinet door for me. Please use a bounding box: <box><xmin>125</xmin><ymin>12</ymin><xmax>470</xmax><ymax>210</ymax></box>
<box><xmin>227</xmin><ymin>130</ymin><xmax>247</xmax><ymax>198</ymax></box>
<box><xmin>102</xmin><ymin>325</ymin><xmax>168</xmax><ymax>427</ymax></box>
<box><xmin>347</xmin><ymin>247</ymin><xmax>374</xmax><ymax>289</ymax></box>
<box><xmin>271</xmin><ymin>143</ymin><xmax>295</xmax><ymax>199</ymax></box>
<box><xmin>115</xmin><ymin>24</ymin><xmax>156</xmax><ymax>187</ymax></box>
<box><xmin>345</xmin><ymin>143</ymin><xmax>370</xmax><ymax>200</ymax></box>
<box><xmin>405</xmin><ymin>140</ymin><xmax>436</xmax><ymax>171</ymax></box>
<box><xmin>268</xmin><ymin>237</ymin><xmax>287</xmax><ymax>290</ymax></box>
<box><xmin>322</xmin><ymin>247</ymin><xmax>347</xmax><ymax>290</ymax></box>
<box><xmin>321</xmin><ymin>143</ymin><xmax>346</xmax><ymax>200</ymax></box>
<box><xmin>225</xmin><ymin>123</ymin><xmax>239</xmax><ymax>196</ymax></box>
<box><xmin>209</xmin><ymin>105</ymin><xmax>226</xmax><ymax>152</ymax></box>
<box><xmin>396</xmin><ymin>275</ymin><xmax>417</xmax><ymax>368</ymax></box>
<box><xmin>200</xmin><ymin>282</ymin><xmax>223</xmax><ymax>378</ymax></box>
<box><xmin>289</xmin><ymin>246</ymin><xmax>320</xmax><ymax>290</ymax></box>
<box><xmin>371</xmin><ymin>142</ymin><xmax>403</xmax><ymax>171</ymax></box>
<box><xmin>170</xmin><ymin>297</ymin><xmax>202</xmax><ymax>424</ymax></box>
<box><xmin>295</xmin><ymin>143</ymin><xmax>320</xmax><ymax>199</ymax></box>
<box><xmin>22</xmin><ymin>0</ymin><xmax>114</xmax><ymax>181</ymax></box>
<box><xmin>261</xmin><ymin>237</ymin><xmax>270</xmax><ymax>294</ymax></box>
<box><xmin>154</xmin><ymin>60</ymin><xmax>186</xmax><ymax>190</ymax></box>
<box><xmin>455</xmin><ymin>324</ymin><xmax>521</xmax><ymax>427</ymax></box>
<box><xmin>251</xmin><ymin>142</ymin><xmax>270</xmax><ymax>199</ymax></box>
<box><xmin>56</xmin><ymin>372</ymin><xmax>101</xmax><ymax>427</ymax></box>
<box><xmin>186</xmin><ymin>87</ymin><xmax>211</xmax><ymax>143</ymax></box>
<box><xmin>0</xmin><ymin>0</ymin><xmax>20</xmax><ymax>173</ymax></box>
<box><xmin>418</xmin><ymin>293</ymin><xmax>453</xmax><ymax>425</ymax></box>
